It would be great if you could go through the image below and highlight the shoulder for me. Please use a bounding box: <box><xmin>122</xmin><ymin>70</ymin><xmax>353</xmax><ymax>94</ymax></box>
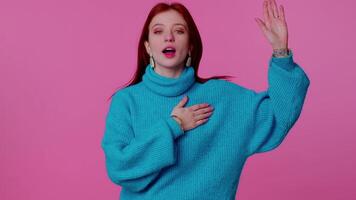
<box><xmin>205</xmin><ymin>79</ymin><xmax>254</xmax><ymax>97</ymax></box>
<box><xmin>111</xmin><ymin>82</ymin><xmax>142</xmax><ymax>100</ymax></box>
<box><xmin>109</xmin><ymin>85</ymin><xmax>137</xmax><ymax>110</ymax></box>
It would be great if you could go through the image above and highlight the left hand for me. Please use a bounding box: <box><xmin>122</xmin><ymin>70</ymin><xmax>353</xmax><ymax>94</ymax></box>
<box><xmin>255</xmin><ymin>0</ymin><xmax>288</xmax><ymax>50</ymax></box>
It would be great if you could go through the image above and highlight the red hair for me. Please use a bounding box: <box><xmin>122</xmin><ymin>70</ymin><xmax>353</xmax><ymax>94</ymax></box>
<box><xmin>108</xmin><ymin>2</ymin><xmax>235</xmax><ymax>101</ymax></box>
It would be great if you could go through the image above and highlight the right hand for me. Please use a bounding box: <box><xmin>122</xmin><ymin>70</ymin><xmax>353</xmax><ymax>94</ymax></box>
<box><xmin>170</xmin><ymin>96</ymin><xmax>214</xmax><ymax>131</ymax></box>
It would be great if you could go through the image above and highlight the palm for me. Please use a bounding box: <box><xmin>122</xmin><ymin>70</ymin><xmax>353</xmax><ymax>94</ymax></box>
<box><xmin>255</xmin><ymin>0</ymin><xmax>288</xmax><ymax>49</ymax></box>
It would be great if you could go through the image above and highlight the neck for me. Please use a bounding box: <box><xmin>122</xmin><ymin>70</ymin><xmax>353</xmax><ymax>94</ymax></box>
<box><xmin>153</xmin><ymin>63</ymin><xmax>185</xmax><ymax>78</ymax></box>
<box><xmin>142</xmin><ymin>63</ymin><xmax>196</xmax><ymax>97</ymax></box>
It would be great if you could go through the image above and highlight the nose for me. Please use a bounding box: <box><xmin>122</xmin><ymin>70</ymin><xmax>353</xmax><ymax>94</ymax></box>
<box><xmin>164</xmin><ymin>32</ymin><xmax>175</xmax><ymax>42</ymax></box>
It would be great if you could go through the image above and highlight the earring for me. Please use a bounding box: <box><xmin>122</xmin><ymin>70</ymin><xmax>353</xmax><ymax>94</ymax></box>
<box><xmin>185</xmin><ymin>51</ymin><xmax>191</xmax><ymax>67</ymax></box>
<box><xmin>149</xmin><ymin>54</ymin><xmax>155</xmax><ymax>68</ymax></box>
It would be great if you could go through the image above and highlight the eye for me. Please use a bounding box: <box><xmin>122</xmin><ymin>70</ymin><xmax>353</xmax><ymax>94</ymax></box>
<box><xmin>176</xmin><ymin>30</ymin><xmax>185</xmax><ymax>34</ymax></box>
<box><xmin>154</xmin><ymin>30</ymin><xmax>162</xmax><ymax>34</ymax></box>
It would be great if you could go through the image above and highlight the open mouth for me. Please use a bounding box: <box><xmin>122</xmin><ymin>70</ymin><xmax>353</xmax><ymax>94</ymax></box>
<box><xmin>162</xmin><ymin>47</ymin><xmax>176</xmax><ymax>58</ymax></box>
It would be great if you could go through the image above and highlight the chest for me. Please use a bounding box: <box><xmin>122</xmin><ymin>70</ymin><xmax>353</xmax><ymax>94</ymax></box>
<box><xmin>129</xmin><ymin>93</ymin><xmax>250</xmax><ymax>158</ymax></box>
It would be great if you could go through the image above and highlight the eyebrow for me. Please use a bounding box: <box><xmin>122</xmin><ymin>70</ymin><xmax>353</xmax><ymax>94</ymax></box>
<box><xmin>151</xmin><ymin>23</ymin><xmax>187</xmax><ymax>29</ymax></box>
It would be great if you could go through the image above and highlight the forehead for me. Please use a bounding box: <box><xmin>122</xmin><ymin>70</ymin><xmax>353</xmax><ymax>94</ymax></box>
<box><xmin>149</xmin><ymin>10</ymin><xmax>187</xmax><ymax>29</ymax></box>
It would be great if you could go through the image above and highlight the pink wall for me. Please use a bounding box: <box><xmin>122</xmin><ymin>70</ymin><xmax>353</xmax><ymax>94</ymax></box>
<box><xmin>1</xmin><ymin>0</ymin><xmax>355</xmax><ymax>199</ymax></box>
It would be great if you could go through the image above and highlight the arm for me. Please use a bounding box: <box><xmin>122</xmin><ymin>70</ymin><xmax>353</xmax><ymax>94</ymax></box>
<box><xmin>101</xmin><ymin>91</ymin><xmax>184</xmax><ymax>192</ymax></box>
<box><xmin>247</xmin><ymin>50</ymin><xmax>310</xmax><ymax>156</ymax></box>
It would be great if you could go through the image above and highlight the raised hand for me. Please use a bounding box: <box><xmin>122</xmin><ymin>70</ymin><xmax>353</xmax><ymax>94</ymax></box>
<box><xmin>255</xmin><ymin>0</ymin><xmax>288</xmax><ymax>50</ymax></box>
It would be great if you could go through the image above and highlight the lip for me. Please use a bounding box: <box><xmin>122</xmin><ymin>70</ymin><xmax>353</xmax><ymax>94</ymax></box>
<box><xmin>162</xmin><ymin>45</ymin><xmax>176</xmax><ymax>52</ymax></box>
<box><xmin>163</xmin><ymin>51</ymin><xmax>175</xmax><ymax>58</ymax></box>
<box><xmin>162</xmin><ymin>45</ymin><xmax>176</xmax><ymax>58</ymax></box>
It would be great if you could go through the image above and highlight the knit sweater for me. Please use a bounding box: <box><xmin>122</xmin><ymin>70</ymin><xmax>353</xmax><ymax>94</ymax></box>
<box><xmin>101</xmin><ymin>50</ymin><xmax>310</xmax><ymax>200</ymax></box>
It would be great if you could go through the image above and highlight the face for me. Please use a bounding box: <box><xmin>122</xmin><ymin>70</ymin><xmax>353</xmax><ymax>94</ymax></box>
<box><xmin>145</xmin><ymin>9</ymin><xmax>191</xmax><ymax>70</ymax></box>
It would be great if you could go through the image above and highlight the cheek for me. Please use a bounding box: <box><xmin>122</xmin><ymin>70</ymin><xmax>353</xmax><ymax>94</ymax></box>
<box><xmin>178</xmin><ymin>35</ymin><xmax>189</xmax><ymax>44</ymax></box>
<box><xmin>148</xmin><ymin>33</ymin><xmax>162</xmax><ymax>43</ymax></box>
<box><xmin>148</xmin><ymin>40</ymin><xmax>161</xmax><ymax>52</ymax></box>
<box><xmin>176</xmin><ymin>36</ymin><xmax>189</xmax><ymax>49</ymax></box>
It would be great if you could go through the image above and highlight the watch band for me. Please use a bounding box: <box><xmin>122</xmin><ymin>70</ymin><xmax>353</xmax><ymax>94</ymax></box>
<box><xmin>273</xmin><ymin>48</ymin><xmax>291</xmax><ymax>58</ymax></box>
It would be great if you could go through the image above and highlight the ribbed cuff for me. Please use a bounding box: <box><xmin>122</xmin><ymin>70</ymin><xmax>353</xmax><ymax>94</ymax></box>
<box><xmin>166</xmin><ymin>116</ymin><xmax>185</xmax><ymax>139</ymax></box>
<box><xmin>270</xmin><ymin>49</ymin><xmax>295</xmax><ymax>71</ymax></box>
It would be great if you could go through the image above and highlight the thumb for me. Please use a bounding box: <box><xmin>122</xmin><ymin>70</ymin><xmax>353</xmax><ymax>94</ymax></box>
<box><xmin>176</xmin><ymin>95</ymin><xmax>188</xmax><ymax>108</ymax></box>
<box><xmin>255</xmin><ymin>17</ymin><xmax>268</xmax><ymax>34</ymax></box>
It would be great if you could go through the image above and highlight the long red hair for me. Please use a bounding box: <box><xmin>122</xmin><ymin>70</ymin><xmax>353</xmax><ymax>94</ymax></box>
<box><xmin>108</xmin><ymin>2</ymin><xmax>235</xmax><ymax>101</ymax></box>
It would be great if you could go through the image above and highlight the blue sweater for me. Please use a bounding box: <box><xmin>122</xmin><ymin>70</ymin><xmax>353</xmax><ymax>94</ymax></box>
<box><xmin>101</xmin><ymin>50</ymin><xmax>310</xmax><ymax>200</ymax></box>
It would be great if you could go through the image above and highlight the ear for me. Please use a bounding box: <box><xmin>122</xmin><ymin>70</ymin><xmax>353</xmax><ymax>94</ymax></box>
<box><xmin>189</xmin><ymin>45</ymin><xmax>194</xmax><ymax>53</ymax></box>
<box><xmin>144</xmin><ymin>41</ymin><xmax>151</xmax><ymax>55</ymax></box>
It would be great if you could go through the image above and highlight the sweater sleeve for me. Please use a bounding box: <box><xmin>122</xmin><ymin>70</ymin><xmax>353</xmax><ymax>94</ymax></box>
<box><xmin>246</xmin><ymin>50</ymin><xmax>310</xmax><ymax>156</ymax></box>
<box><xmin>101</xmin><ymin>91</ymin><xmax>185</xmax><ymax>192</ymax></box>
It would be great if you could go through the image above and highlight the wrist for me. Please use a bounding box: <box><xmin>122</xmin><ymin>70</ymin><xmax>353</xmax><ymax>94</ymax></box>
<box><xmin>272</xmin><ymin>42</ymin><xmax>288</xmax><ymax>50</ymax></box>
<box><xmin>171</xmin><ymin>115</ymin><xmax>184</xmax><ymax>131</ymax></box>
<box><xmin>272</xmin><ymin>48</ymin><xmax>290</xmax><ymax>58</ymax></box>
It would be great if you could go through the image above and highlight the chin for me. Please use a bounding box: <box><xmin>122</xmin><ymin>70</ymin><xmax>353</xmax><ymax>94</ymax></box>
<box><xmin>158</xmin><ymin>60</ymin><xmax>184</xmax><ymax>69</ymax></box>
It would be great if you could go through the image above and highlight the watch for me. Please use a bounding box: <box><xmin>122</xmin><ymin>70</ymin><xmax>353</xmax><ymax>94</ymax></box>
<box><xmin>273</xmin><ymin>48</ymin><xmax>291</xmax><ymax>58</ymax></box>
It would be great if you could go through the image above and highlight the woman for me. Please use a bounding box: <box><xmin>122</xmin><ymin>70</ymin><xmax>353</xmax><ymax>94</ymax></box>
<box><xmin>101</xmin><ymin>1</ymin><xmax>310</xmax><ymax>199</ymax></box>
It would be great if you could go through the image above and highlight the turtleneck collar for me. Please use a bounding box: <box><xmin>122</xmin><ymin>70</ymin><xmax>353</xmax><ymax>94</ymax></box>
<box><xmin>142</xmin><ymin>64</ymin><xmax>196</xmax><ymax>97</ymax></box>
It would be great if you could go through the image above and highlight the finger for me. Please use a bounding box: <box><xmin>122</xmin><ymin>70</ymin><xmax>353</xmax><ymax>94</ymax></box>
<box><xmin>195</xmin><ymin>118</ymin><xmax>208</xmax><ymax>125</ymax></box>
<box><xmin>194</xmin><ymin>111</ymin><xmax>213</xmax><ymax>121</ymax></box>
<box><xmin>176</xmin><ymin>96</ymin><xmax>188</xmax><ymax>108</ymax></box>
<box><xmin>195</xmin><ymin>106</ymin><xmax>213</xmax><ymax>115</ymax></box>
<box><xmin>255</xmin><ymin>17</ymin><xmax>268</xmax><ymax>33</ymax></box>
<box><xmin>263</xmin><ymin>0</ymin><xmax>269</xmax><ymax>21</ymax></box>
<box><xmin>267</xmin><ymin>0</ymin><xmax>274</xmax><ymax>19</ymax></box>
<box><xmin>272</xmin><ymin>0</ymin><xmax>280</xmax><ymax>18</ymax></box>
<box><xmin>279</xmin><ymin>5</ymin><xmax>285</xmax><ymax>20</ymax></box>
<box><xmin>189</xmin><ymin>103</ymin><xmax>210</xmax><ymax>111</ymax></box>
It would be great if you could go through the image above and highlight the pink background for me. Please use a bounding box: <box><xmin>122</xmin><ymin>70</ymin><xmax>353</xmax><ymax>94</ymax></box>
<box><xmin>1</xmin><ymin>0</ymin><xmax>355</xmax><ymax>199</ymax></box>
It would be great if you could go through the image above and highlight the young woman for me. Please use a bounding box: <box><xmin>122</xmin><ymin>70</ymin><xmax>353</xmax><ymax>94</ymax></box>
<box><xmin>101</xmin><ymin>1</ymin><xmax>310</xmax><ymax>199</ymax></box>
